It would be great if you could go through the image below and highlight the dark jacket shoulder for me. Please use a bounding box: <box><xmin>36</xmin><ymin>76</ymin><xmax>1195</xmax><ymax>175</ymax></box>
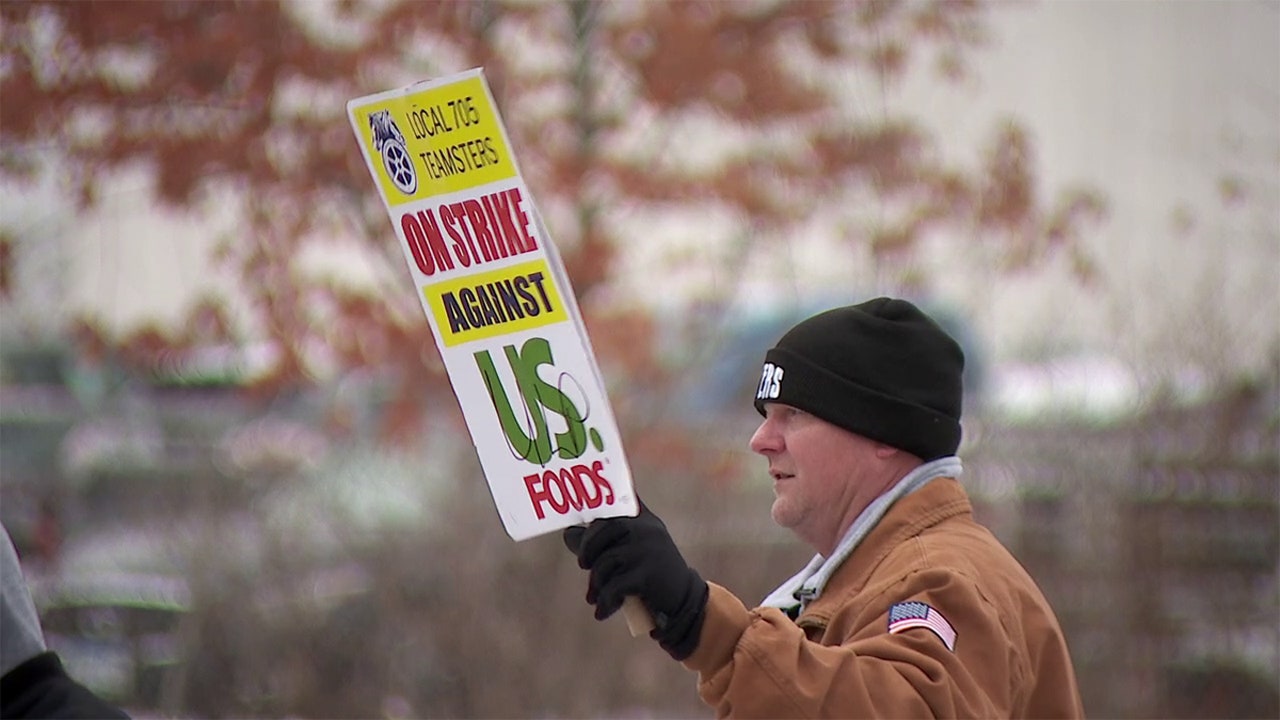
<box><xmin>1</xmin><ymin>650</ymin><xmax>130</xmax><ymax>719</ymax></box>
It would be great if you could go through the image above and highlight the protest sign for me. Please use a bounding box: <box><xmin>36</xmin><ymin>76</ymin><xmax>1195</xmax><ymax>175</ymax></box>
<box><xmin>346</xmin><ymin>68</ymin><xmax>639</xmax><ymax>544</ymax></box>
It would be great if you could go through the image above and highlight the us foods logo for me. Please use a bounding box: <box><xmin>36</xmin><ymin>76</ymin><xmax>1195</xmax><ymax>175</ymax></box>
<box><xmin>369</xmin><ymin>109</ymin><xmax>417</xmax><ymax>195</ymax></box>
<box><xmin>474</xmin><ymin>337</ymin><xmax>616</xmax><ymax>520</ymax></box>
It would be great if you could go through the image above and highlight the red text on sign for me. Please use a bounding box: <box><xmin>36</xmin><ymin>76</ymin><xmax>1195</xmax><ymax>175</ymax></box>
<box><xmin>398</xmin><ymin>186</ymin><xmax>539</xmax><ymax>277</ymax></box>
<box><xmin>523</xmin><ymin>461</ymin><xmax>615</xmax><ymax>520</ymax></box>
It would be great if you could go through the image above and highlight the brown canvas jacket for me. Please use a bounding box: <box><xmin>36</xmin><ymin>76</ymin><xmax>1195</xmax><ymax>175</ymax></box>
<box><xmin>682</xmin><ymin>477</ymin><xmax>1084</xmax><ymax>719</ymax></box>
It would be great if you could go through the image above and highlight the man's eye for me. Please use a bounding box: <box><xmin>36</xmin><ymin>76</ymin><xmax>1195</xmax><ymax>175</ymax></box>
<box><xmin>772</xmin><ymin>406</ymin><xmax>802</xmax><ymax>420</ymax></box>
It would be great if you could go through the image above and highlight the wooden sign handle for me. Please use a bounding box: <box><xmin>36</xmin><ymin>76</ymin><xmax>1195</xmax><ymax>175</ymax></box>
<box><xmin>622</xmin><ymin>596</ymin><xmax>654</xmax><ymax>636</ymax></box>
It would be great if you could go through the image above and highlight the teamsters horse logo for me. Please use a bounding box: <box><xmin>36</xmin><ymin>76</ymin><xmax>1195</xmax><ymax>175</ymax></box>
<box><xmin>369</xmin><ymin>109</ymin><xmax>417</xmax><ymax>195</ymax></box>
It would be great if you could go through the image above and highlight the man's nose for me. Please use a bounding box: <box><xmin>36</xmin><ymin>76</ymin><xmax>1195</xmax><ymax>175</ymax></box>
<box><xmin>749</xmin><ymin>417</ymin><xmax>781</xmax><ymax>455</ymax></box>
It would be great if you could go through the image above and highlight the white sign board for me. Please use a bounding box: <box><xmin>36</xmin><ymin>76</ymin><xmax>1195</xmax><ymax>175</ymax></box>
<box><xmin>347</xmin><ymin>68</ymin><xmax>638</xmax><ymax>541</ymax></box>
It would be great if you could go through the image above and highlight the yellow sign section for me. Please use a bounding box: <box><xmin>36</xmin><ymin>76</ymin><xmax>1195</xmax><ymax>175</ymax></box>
<box><xmin>424</xmin><ymin>259</ymin><xmax>568</xmax><ymax>347</ymax></box>
<box><xmin>351</xmin><ymin>75</ymin><xmax>517</xmax><ymax>206</ymax></box>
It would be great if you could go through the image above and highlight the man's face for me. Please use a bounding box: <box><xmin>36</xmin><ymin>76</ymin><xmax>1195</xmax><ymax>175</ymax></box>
<box><xmin>749</xmin><ymin>403</ymin><xmax>897</xmax><ymax>555</ymax></box>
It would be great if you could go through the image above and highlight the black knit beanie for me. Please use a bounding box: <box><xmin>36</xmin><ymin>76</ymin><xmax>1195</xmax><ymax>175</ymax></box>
<box><xmin>753</xmin><ymin>298</ymin><xmax>964</xmax><ymax>461</ymax></box>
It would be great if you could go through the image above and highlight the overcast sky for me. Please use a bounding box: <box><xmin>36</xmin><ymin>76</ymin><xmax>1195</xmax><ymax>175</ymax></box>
<box><xmin>694</xmin><ymin>0</ymin><xmax>1279</xmax><ymax>376</ymax></box>
<box><xmin>938</xmin><ymin>0</ymin><xmax>1278</xmax><ymax>374</ymax></box>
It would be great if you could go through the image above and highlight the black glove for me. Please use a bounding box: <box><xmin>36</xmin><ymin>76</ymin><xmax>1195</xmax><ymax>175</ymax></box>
<box><xmin>563</xmin><ymin>501</ymin><xmax>709</xmax><ymax>661</ymax></box>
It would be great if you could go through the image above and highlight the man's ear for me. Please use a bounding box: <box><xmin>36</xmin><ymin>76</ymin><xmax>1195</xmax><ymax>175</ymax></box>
<box><xmin>873</xmin><ymin>443</ymin><xmax>900</xmax><ymax>459</ymax></box>
<box><xmin>874</xmin><ymin>443</ymin><xmax>923</xmax><ymax>465</ymax></box>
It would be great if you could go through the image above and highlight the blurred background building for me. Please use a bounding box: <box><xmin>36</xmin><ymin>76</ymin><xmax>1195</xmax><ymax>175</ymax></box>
<box><xmin>1</xmin><ymin>1</ymin><xmax>1277</xmax><ymax>717</ymax></box>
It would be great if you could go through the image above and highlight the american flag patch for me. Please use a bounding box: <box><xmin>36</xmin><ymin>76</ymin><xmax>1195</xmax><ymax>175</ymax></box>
<box><xmin>887</xmin><ymin>601</ymin><xmax>956</xmax><ymax>652</ymax></box>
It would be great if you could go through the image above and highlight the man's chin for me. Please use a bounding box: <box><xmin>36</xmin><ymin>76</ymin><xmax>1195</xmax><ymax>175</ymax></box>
<box><xmin>770</xmin><ymin>499</ymin><xmax>800</xmax><ymax>529</ymax></box>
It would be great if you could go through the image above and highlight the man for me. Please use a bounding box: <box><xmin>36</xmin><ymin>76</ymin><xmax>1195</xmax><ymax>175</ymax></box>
<box><xmin>2</xmin><ymin>522</ymin><xmax>130</xmax><ymax>719</ymax></box>
<box><xmin>564</xmin><ymin>297</ymin><xmax>1083</xmax><ymax>718</ymax></box>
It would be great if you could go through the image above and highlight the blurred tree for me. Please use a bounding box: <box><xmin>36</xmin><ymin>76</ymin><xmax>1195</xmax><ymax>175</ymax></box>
<box><xmin>0</xmin><ymin>0</ymin><xmax>1104</xmax><ymax>444</ymax></box>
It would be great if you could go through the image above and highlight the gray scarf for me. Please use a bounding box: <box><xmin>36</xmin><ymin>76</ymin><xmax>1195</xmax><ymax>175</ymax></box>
<box><xmin>760</xmin><ymin>456</ymin><xmax>963</xmax><ymax>617</ymax></box>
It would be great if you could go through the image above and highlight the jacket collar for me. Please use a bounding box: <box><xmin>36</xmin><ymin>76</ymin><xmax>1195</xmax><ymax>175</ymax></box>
<box><xmin>800</xmin><ymin>476</ymin><xmax>974</xmax><ymax>622</ymax></box>
<box><xmin>760</xmin><ymin>457</ymin><xmax>964</xmax><ymax>616</ymax></box>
